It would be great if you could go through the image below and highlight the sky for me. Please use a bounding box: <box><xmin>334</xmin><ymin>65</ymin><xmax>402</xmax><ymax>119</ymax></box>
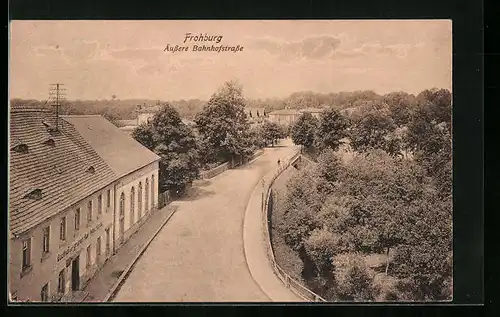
<box><xmin>9</xmin><ymin>20</ymin><xmax>452</xmax><ymax>101</ymax></box>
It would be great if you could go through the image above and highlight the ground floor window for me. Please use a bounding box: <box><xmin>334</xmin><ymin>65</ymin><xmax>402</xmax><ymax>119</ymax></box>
<box><xmin>86</xmin><ymin>245</ymin><xmax>92</xmax><ymax>268</ymax></box>
<box><xmin>96</xmin><ymin>237</ymin><xmax>102</xmax><ymax>264</ymax></box>
<box><xmin>58</xmin><ymin>269</ymin><xmax>65</xmax><ymax>294</ymax></box>
<box><xmin>105</xmin><ymin>228</ymin><xmax>110</xmax><ymax>255</ymax></box>
<box><xmin>41</xmin><ymin>283</ymin><xmax>49</xmax><ymax>302</ymax></box>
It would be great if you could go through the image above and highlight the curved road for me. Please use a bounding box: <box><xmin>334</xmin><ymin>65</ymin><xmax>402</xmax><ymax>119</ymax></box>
<box><xmin>113</xmin><ymin>139</ymin><xmax>297</xmax><ymax>302</ymax></box>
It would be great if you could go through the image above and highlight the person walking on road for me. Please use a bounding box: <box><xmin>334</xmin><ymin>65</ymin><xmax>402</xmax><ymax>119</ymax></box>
<box><xmin>277</xmin><ymin>159</ymin><xmax>281</xmax><ymax>166</ymax></box>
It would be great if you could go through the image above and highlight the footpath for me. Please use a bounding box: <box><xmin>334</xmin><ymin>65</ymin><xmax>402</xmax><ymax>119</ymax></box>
<box><xmin>81</xmin><ymin>204</ymin><xmax>178</xmax><ymax>302</ymax></box>
<box><xmin>243</xmin><ymin>150</ymin><xmax>305</xmax><ymax>302</ymax></box>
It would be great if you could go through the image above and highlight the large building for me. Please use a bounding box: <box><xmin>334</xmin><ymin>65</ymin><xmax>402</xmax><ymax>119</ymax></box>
<box><xmin>299</xmin><ymin>107</ymin><xmax>323</xmax><ymax>119</ymax></box>
<box><xmin>267</xmin><ymin>109</ymin><xmax>302</xmax><ymax>126</ymax></box>
<box><xmin>9</xmin><ymin>109</ymin><xmax>160</xmax><ymax>302</ymax></box>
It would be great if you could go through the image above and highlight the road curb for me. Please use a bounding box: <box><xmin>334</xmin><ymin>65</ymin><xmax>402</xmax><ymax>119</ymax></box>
<box><xmin>103</xmin><ymin>206</ymin><xmax>178</xmax><ymax>302</ymax></box>
<box><xmin>242</xmin><ymin>146</ymin><xmax>304</xmax><ymax>302</ymax></box>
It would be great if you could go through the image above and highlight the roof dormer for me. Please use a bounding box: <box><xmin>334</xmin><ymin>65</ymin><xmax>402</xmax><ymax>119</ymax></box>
<box><xmin>11</xmin><ymin>143</ymin><xmax>28</xmax><ymax>154</ymax></box>
<box><xmin>86</xmin><ymin>166</ymin><xmax>95</xmax><ymax>174</ymax></box>
<box><xmin>23</xmin><ymin>188</ymin><xmax>42</xmax><ymax>200</ymax></box>
<box><xmin>42</xmin><ymin>138</ymin><xmax>55</xmax><ymax>147</ymax></box>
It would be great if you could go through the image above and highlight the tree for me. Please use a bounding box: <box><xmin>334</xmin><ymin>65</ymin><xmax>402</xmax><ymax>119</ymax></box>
<box><xmin>336</xmin><ymin>150</ymin><xmax>431</xmax><ymax>271</ymax></box>
<box><xmin>280</xmin><ymin>167</ymin><xmax>323</xmax><ymax>251</ymax></box>
<box><xmin>416</xmin><ymin>88</ymin><xmax>452</xmax><ymax>124</ymax></box>
<box><xmin>260</xmin><ymin>121</ymin><xmax>284</xmax><ymax>146</ymax></box>
<box><xmin>383</xmin><ymin>92</ymin><xmax>417</xmax><ymax>127</ymax></box>
<box><xmin>132</xmin><ymin>123</ymin><xmax>155</xmax><ymax>150</ymax></box>
<box><xmin>194</xmin><ymin>81</ymin><xmax>252</xmax><ymax>164</ymax></box>
<box><xmin>291</xmin><ymin>112</ymin><xmax>318</xmax><ymax>150</ymax></box>
<box><xmin>332</xmin><ymin>253</ymin><xmax>374</xmax><ymax>301</ymax></box>
<box><xmin>132</xmin><ymin>104</ymin><xmax>200</xmax><ymax>195</ymax></box>
<box><xmin>349</xmin><ymin>107</ymin><xmax>399</xmax><ymax>155</ymax></box>
<box><xmin>315</xmin><ymin>107</ymin><xmax>350</xmax><ymax>152</ymax></box>
<box><xmin>315</xmin><ymin>148</ymin><xmax>342</xmax><ymax>194</ymax></box>
<box><xmin>248</xmin><ymin>124</ymin><xmax>266</xmax><ymax>149</ymax></box>
<box><xmin>391</xmin><ymin>192</ymin><xmax>452</xmax><ymax>301</ymax></box>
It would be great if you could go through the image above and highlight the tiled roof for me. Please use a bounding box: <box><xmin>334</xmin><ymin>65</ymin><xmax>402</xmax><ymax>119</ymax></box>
<box><xmin>10</xmin><ymin>103</ymin><xmax>52</xmax><ymax>112</ymax></box>
<box><xmin>61</xmin><ymin>115</ymin><xmax>160</xmax><ymax>178</ymax></box>
<box><xmin>299</xmin><ymin>107</ymin><xmax>323</xmax><ymax>113</ymax></box>
<box><xmin>9</xmin><ymin>111</ymin><xmax>117</xmax><ymax>236</ymax></box>
<box><xmin>116</xmin><ymin>119</ymin><xmax>138</xmax><ymax>126</ymax></box>
<box><xmin>268</xmin><ymin>109</ymin><xmax>301</xmax><ymax>115</ymax></box>
<box><xmin>118</xmin><ymin>125</ymin><xmax>137</xmax><ymax>131</ymax></box>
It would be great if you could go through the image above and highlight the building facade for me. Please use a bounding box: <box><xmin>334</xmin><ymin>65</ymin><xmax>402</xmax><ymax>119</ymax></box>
<box><xmin>268</xmin><ymin>109</ymin><xmax>302</xmax><ymax>126</ymax></box>
<box><xmin>299</xmin><ymin>107</ymin><xmax>323</xmax><ymax>119</ymax></box>
<box><xmin>113</xmin><ymin>161</ymin><xmax>159</xmax><ymax>247</ymax></box>
<box><xmin>136</xmin><ymin>105</ymin><xmax>161</xmax><ymax>125</ymax></box>
<box><xmin>9</xmin><ymin>110</ymin><xmax>160</xmax><ymax>302</ymax></box>
<box><xmin>62</xmin><ymin>115</ymin><xmax>161</xmax><ymax>252</ymax></box>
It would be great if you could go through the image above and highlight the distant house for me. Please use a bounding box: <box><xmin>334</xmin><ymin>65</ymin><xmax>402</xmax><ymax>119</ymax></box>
<box><xmin>136</xmin><ymin>105</ymin><xmax>161</xmax><ymax>125</ymax></box>
<box><xmin>268</xmin><ymin>109</ymin><xmax>301</xmax><ymax>126</ymax></box>
<box><xmin>299</xmin><ymin>107</ymin><xmax>323</xmax><ymax>119</ymax></box>
<box><xmin>9</xmin><ymin>109</ymin><xmax>160</xmax><ymax>302</ymax></box>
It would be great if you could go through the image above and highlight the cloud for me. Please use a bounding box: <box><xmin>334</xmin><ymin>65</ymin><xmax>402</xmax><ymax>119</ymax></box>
<box><xmin>250</xmin><ymin>35</ymin><xmax>341</xmax><ymax>61</ymax></box>
<box><xmin>332</xmin><ymin>42</ymin><xmax>424</xmax><ymax>60</ymax></box>
<box><xmin>109</xmin><ymin>48</ymin><xmax>164</xmax><ymax>62</ymax></box>
<box><xmin>250</xmin><ymin>35</ymin><xmax>425</xmax><ymax>62</ymax></box>
<box><xmin>33</xmin><ymin>40</ymin><xmax>103</xmax><ymax>66</ymax></box>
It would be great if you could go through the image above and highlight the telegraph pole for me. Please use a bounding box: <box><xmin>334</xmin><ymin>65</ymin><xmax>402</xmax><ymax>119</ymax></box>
<box><xmin>49</xmin><ymin>83</ymin><xmax>66</xmax><ymax>131</ymax></box>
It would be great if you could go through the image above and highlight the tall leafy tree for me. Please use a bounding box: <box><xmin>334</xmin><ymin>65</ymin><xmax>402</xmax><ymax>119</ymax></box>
<box><xmin>332</xmin><ymin>252</ymin><xmax>375</xmax><ymax>301</ymax></box>
<box><xmin>260</xmin><ymin>121</ymin><xmax>285</xmax><ymax>146</ymax></box>
<box><xmin>383</xmin><ymin>92</ymin><xmax>417</xmax><ymax>127</ymax></box>
<box><xmin>291</xmin><ymin>112</ymin><xmax>319</xmax><ymax>150</ymax></box>
<box><xmin>349</xmin><ymin>107</ymin><xmax>399</xmax><ymax>155</ymax></box>
<box><xmin>194</xmin><ymin>81</ymin><xmax>253</xmax><ymax>164</ymax></box>
<box><xmin>132</xmin><ymin>104</ymin><xmax>200</xmax><ymax>195</ymax></box>
<box><xmin>131</xmin><ymin>122</ymin><xmax>155</xmax><ymax>150</ymax></box>
<box><xmin>391</xmin><ymin>191</ymin><xmax>452</xmax><ymax>301</ymax></box>
<box><xmin>315</xmin><ymin>107</ymin><xmax>350</xmax><ymax>152</ymax></box>
<box><xmin>416</xmin><ymin>88</ymin><xmax>452</xmax><ymax>124</ymax></box>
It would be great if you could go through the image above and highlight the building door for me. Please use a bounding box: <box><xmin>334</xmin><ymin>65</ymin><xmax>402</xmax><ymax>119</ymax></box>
<box><xmin>71</xmin><ymin>256</ymin><xmax>80</xmax><ymax>291</ymax></box>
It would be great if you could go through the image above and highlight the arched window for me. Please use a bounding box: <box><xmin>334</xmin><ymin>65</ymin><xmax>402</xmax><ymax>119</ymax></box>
<box><xmin>119</xmin><ymin>193</ymin><xmax>125</xmax><ymax>217</ymax></box>
<box><xmin>151</xmin><ymin>175</ymin><xmax>155</xmax><ymax>210</ymax></box>
<box><xmin>138</xmin><ymin>182</ymin><xmax>142</xmax><ymax>219</ymax></box>
<box><xmin>145</xmin><ymin>179</ymin><xmax>149</xmax><ymax>212</ymax></box>
<box><xmin>130</xmin><ymin>187</ymin><xmax>135</xmax><ymax>225</ymax></box>
<box><xmin>119</xmin><ymin>193</ymin><xmax>125</xmax><ymax>240</ymax></box>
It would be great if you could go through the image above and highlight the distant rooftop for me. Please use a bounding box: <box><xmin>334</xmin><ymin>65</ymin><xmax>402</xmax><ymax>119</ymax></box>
<box><xmin>268</xmin><ymin>109</ymin><xmax>301</xmax><ymax>115</ymax></box>
<box><xmin>61</xmin><ymin>115</ymin><xmax>160</xmax><ymax>178</ymax></box>
<box><xmin>299</xmin><ymin>107</ymin><xmax>323</xmax><ymax>113</ymax></box>
<box><xmin>9</xmin><ymin>112</ymin><xmax>116</xmax><ymax>236</ymax></box>
<box><xmin>10</xmin><ymin>103</ymin><xmax>52</xmax><ymax>113</ymax></box>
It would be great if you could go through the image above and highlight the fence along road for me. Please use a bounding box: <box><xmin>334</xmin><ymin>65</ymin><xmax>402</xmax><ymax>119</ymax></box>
<box><xmin>261</xmin><ymin>151</ymin><xmax>327</xmax><ymax>302</ymax></box>
<box><xmin>112</xmin><ymin>139</ymin><xmax>298</xmax><ymax>302</ymax></box>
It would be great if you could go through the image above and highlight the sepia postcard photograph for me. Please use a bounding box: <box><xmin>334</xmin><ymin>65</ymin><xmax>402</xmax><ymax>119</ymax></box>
<box><xmin>8</xmin><ymin>20</ymin><xmax>452</xmax><ymax>303</ymax></box>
